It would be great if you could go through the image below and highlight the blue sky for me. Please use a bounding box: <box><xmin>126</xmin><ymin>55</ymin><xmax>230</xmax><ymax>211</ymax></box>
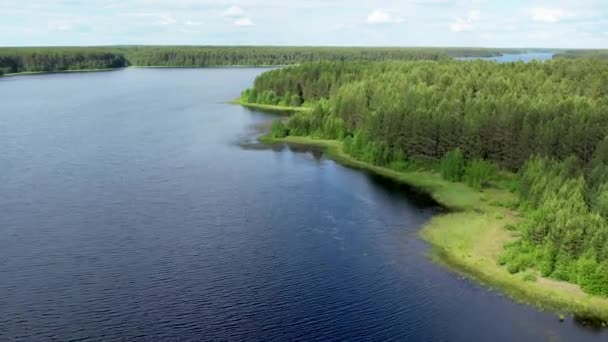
<box><xmin>2</xmin><ymin>0</ymin><xmax>607</xmax><ymax>48</ymax></box>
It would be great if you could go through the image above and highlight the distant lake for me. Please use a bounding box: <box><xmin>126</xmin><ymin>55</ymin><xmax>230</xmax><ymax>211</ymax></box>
<box><xmin>457</xmin><ymin>52</ymin><xmax>554</xmax><ymax>63</ymax></box>
<box><xmin>1</xmin><ymin>68</ymin><xmax>606</xmax><ymax>341</ymax></box>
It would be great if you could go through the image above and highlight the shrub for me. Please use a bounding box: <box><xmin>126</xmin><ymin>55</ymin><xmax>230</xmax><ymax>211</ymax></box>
<box><xmin>440</xmin><ymin>148</ymin><xmax>465</xmax><ymax>182</ymax></box>
<box><xmin>270</xmin><ymin>119</ymin><xmax>288</xmax><ymax>138</ymax></box>
<box><xmin>464</xmin><ymin>159</ymin><xmax>498</xmax><ymax>189</ymax></box>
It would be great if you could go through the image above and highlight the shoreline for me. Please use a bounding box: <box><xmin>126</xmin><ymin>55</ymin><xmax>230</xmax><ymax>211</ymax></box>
<box><xmin>2</xmin><ymin>68</ymin><xmax>125</xmax><ymax>77</ymax></box>
<box><xmin>230</xmin><ymin>99</ymin><xmax>312</xmax><ymax>113</ymax></box>
<box><xmin>260</xmin><ymin>134</ymin><xmax>608</xmax><ymax>324</ymax></box>
<box><xmin>1</xmin><ymin>65</ymin><xmax>286</xmax><ymax>78</ymax></box>
<box><xmin>129</xmin><ymin>64</ymin><xmax>293</xmax><ymax>69</ymax></box>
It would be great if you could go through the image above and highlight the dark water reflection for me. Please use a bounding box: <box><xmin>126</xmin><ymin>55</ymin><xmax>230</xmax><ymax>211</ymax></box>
<box><xmin>1</xmin><ymin>68</ymin><xmax>606</xmax><ymax>341</ymax></box>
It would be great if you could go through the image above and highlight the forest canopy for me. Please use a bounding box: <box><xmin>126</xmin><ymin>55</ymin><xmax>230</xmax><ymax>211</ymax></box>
<box><xmin>0</xmin><ymin>48</ymin><xmax>128</xmax><ymax>74</ymax></box>
<box><xmin>241</xmin><ymin>58</ymin><xmax>608</xmax><ymax>296</ymax></box>
<box><xmin>554</xmin><ymin>49</ymin><xmax>608</xmax><ymax>60</ymax></box>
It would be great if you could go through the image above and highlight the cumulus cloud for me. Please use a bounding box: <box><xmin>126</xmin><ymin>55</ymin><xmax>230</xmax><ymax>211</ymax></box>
<box><xmin>185</xmin><ymin>20</ymin><xmax>202</xmax><ymax>26</ymax></box>
<box><xmin>450</xmin><ymin>10</ymin><xmax>480</xmax><ymax>32</ymax></box>
<box><xmin>234</xmin><ymin>17</ymin><xmax>254</xmax><ymax>27</ymax></box>
<box><xmin>221</xmin><ymin>5</ymin><xmax>253</xmax><ymax>27</ymax></box>
<box><xmin>223</xmin><ymin>5</ymin><xmax>245</xmax><ymax>17</ymax></box>
<box><xmin>528</xmin><ymin>8</ymin><xmax>567</xmax><ymax>23</ymax></box>
<box><xmin>366</xmin><ymin>9</ymin><xmax>403</xmax><ymax>24</ymax></box>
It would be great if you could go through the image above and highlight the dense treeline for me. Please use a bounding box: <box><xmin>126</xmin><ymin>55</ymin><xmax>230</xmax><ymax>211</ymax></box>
<box><xmin>245</xmin><ymin>59</ymin><xmax>608</xmax><ymax>169</ymax></box>
<box><xmin>0</xmin><ymin>46</ymin><xmax>530</xmax><ymax>74</ymax></box>
<box><xmin>120</xmin><ymin>46</ymin><xmax>449</xmax><ymax>66</ymax></box>
<box><xmin>122</xmin><ymin>47</ymin><xmax>531</xmax><ymax>65</ymax></box>
<box><xmin>245</xmin><ymin>59</ymin><xmax>608</xmax><ymax>295</ymax></box>
<box><xmin>501</xmin><ymin>154</ymin><xmax>608</xmax><ymax>296</ymax></box>
<box><xmin>555</xmin><ymin>50</ymin><xmax>608</xmax><ymax>60</ymax></box>
<box><xmin>0</xmin><ymin>47</ymin><xmax>128</xmax><ymax>74</ymax></box>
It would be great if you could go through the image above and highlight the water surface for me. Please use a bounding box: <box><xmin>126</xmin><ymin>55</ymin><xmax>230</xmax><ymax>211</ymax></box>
<box><xmin>457</xmin><ymin>52</ymin><xmax>554</xmax><ymax>63</ymax></box>
<box><xmin>1</xmin><ymin>68</ymin><xmax>606</xmax><ymax>341</ymax></box>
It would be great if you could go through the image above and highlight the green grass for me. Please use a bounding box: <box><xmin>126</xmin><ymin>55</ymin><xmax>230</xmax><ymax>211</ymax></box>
<box><xmin>261</xmin><ymin>134</ymin><xmax>608</xmax><ymax>323</ymax></box>
<box><xmin>230</xmin><ymin>99</ymin><xmax>312</xmax><ymax>113</ymax></box>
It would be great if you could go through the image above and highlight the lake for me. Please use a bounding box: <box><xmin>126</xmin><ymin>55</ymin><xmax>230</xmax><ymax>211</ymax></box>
<box><xmin>1</xmin><ymin>68</ymin><xmax>606</xmax><ymax>341</ymax></box>
<box><xmin>457</xmin><ymin>52</ymin><xmax>554</xmax><ymax>63</ymax></box>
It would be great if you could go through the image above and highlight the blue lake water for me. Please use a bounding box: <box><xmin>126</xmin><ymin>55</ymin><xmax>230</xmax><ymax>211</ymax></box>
<box><xmin>1</xmin><ymin>68</ymin><xmax>606</xmax><ymax>341</ymax></box>
<box><xmin>457</xmin><ymin>52</ymin><xmax>554</xmax><ymax>63</ymax></box>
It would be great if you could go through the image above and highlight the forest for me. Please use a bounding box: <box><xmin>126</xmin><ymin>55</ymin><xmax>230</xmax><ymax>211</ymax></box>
<box><xmin>241</xmin><ymin>58</ymin><xmax>608</xmax><ymax>296</ymax></box>
<box><xmin>554</xmin><ymin>49</ymin><xmax>608</xmax><ymax>60</ymax></box>
<box><xmin>0</xmin><ymin>46</ymin><xmax>524</xmax><ymax>74</ymax></box>
<box><xmin>0</xmin><ymin>47</ymin><xmax>128</xmax><ymax>74</ymax></box>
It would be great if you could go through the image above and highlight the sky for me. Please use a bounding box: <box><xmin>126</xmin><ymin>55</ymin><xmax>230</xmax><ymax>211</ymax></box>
<box><xmin>1</xmin><ymin>0</ymin><xmax>607</xmax><ymax>48</ymax></box>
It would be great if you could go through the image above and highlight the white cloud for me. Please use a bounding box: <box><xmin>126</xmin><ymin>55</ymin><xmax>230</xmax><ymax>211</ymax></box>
<box><xmin>366</xmin><ymin>9</ymin><xmax>403</xmax><ymax>24</ymax></box>
<box><xmin>222</xmin><ymin>5</ymin><xmax>253</xmax><ymax>27</ymax></box>
<box><xmin>223</xmin><ymin>5</ymin><xmax>245</xmax><ymax>17</ymax></box>
<box><xmin>234</xmin><ymin>17</ymin><xmax>254</xmax><ymax>27</ymax></box>
<box><xmin>450</xmin><ymin>10</ymin><xmax>480</xmax><ymax>32</ymax></box>
<box><xmin>528</xmin><ymin>8</ymin><xmax>567</xmax><ymax>23</ymax></box>
<box><xmin>1</xmin><ymin>0</ymin><xmax>606</xmax><ymax>48</ymax></box>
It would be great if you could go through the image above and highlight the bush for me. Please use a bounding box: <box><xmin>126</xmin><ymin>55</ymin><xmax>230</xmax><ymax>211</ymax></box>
<box><xmin>440</xmin><ymin>148</ymin><xmax>465</xmax><ymax>182</ymax></box>
<box><xmin>270</xmin><ymin>119</ymin><xmax>289</xmax><ymax>138</ymax></box>
<box><xmin>464</xmin><ymin>159</ymin><xmax>498</xmax><ymax>189</ymax></box>
<box><xmin>523</xmin><ymin>271</ymin><xmax>537</xmax><ymax>282</ymax></box>
<box><xmin>289</xmin><ymin>93</ymin><xmax>303</xmax><ymax>107</ymax></box>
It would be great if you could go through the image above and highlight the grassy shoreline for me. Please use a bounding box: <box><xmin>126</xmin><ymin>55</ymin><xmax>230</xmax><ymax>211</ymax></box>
<box><xmin>230</xmin><ymin>99</ymin><xmax>312</xmax><ymax>113</ymax></box>
<box><xmin>261</xmin><ymin>134</ymin><xmax>608</xmax><ymax>324</ymax></box>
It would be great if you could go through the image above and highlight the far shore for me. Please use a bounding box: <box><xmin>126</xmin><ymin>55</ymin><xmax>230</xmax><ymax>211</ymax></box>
<box><xmin>1</xmin><ymin>65</ymin><xmax>291</xmax><ymax>78</ymax></box>
<box><xmin>2</xmin><ymin>68</ymin><xmax>125</xmax><ymax>77</ymax></box>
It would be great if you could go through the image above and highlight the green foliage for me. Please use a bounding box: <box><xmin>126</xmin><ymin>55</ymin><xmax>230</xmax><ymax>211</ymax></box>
<box><xmin>440</xmin><ymin>149</ymin><xmax>465</xmax><ymax>182</ymax></box>
<box><xmin>590</xmin><ymin>182</ymin><xmax>608</xmax><ymax>218</ymax></box>
<box><xmin>270</xmin><ymin>119</ymin><xmax>288</xmax><ymax>138</ymax></box>
<box><xmin>246</xmin><ymin>59</ymin><xmax>608</xmax><ymax>172</ymax></box>
<box><xmin>1</xmin><ymin>46</ymin><xmax>475</xmax><ymax>74</ymax></box>
<box><xmin>249</xmin><ymin>58</ymin><xmax>608</xmax><ymax>297</ymax></box>
<box><xmin>500</xmin><ymin>156</ymin><xmax>608</xmax><ymax>296</ymax></box>
<box><xmin>240</xmin><ymin>88</ymin><xmax>258</xmax><ymax>104</ymax></box>
<box><xmin>464</xmin><ymin>159</ymin><xmax>498</xmax><ymax>189</ymax></box>
<box><xmin>522</xmin><ymin>271</ymin><xmax>537</xmax><ymax>282</ymax></box>
<box><xmin>0</xmin><ymin>48</ymin><xmax>128</xmax><ymax>73</ymax></box>
<box><xmin>555</xmin><ymin>50</ymin><xmax>608</xmax><ymax>60</ymax></box>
